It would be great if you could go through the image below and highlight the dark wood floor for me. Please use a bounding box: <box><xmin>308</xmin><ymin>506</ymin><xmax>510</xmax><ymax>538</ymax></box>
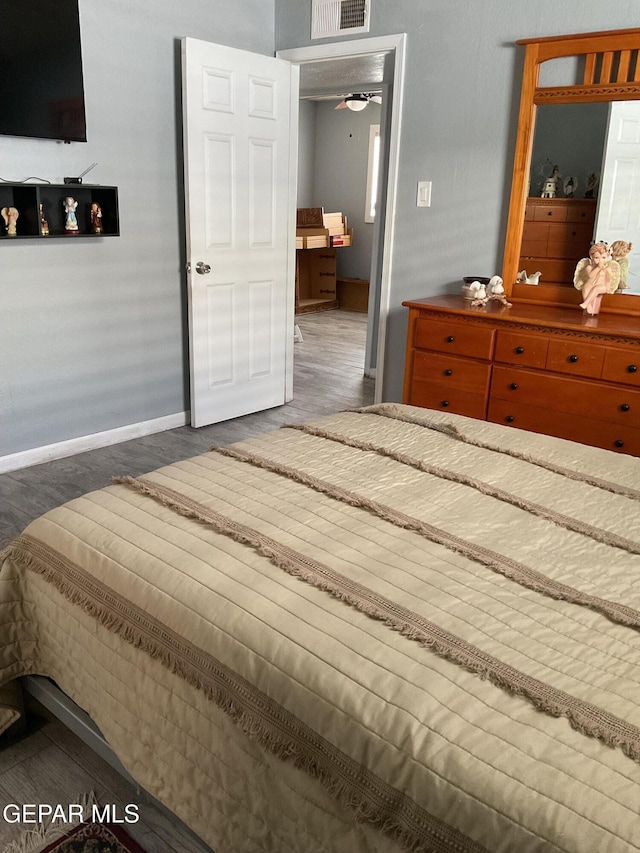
<box><xmin>0</xmin><ymin>309</ymin><xmax>374</xmax><ymax>853</ymax></box>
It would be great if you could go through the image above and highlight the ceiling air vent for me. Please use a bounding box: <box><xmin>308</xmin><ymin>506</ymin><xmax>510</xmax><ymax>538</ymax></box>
<box><xmin>311</xmin><ymin>0</ymin><xmax>370</xmax><ymax>39</ymax></box>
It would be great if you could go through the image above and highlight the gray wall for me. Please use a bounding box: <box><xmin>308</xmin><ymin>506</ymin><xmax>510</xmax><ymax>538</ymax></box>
<box><xmin>297</xmin><ymin>100</ymin><xmax>317</xmax><ymax>207</ymax></box>
<box><xmin>0</xmin><ymin>0</ymin><xmax>274</xmax><ymax>457</ymax></box>
<box><xmin>6</xmin><ymin>1</ymin><xmax>640</xmax><ymax>457</ymax></box>
<box><xmin>529</xmin><ymin>103</ymin><xmax>609</xmax><ymax>198</ymax></box>
<box><xmin>275</xmin><ymin>0</ymin><xmax>640</xmax><ymax>402</ymax></box>
<box><xmin>298</xmin><ymin>99</ymin><xmax>380</xmax><ymax>281</ymax></box>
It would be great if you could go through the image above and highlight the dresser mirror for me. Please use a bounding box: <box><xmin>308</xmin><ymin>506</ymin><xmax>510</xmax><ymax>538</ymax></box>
<box><xmin>502</xmin><ymin>28</ymin><xmax>640</xmax><ymax>317</ymax></box>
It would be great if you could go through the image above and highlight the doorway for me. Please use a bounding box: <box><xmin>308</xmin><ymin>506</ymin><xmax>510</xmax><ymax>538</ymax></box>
<box><xmin>277</xmin><ymin>34</ymin><xmax>407</xmax><ymax>405</ymax></box>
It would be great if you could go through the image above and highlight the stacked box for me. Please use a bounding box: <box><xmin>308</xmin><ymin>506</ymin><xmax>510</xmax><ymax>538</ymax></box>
<box><xmin>322</xmin><ymin>211</ymin><xmax>353</xmax><ymax>247</ymax></box>
<box><xmin>296</xmin><ymin>207</ymin><xmax>329</xmax><ymax>248</ymax></box>
<box><xmin>322</xmin><ymin>212</ymin><xmax>346</xmax><ymax>236</ymax></box>
<box><xmin>331</xmin><ymin>230</ymin><xmax>353</xmax><ymax>247</ymax></box>
<box><xmin>295</xmin><ymin>208</ymin><xmax>354</xmax><ymax>249</ymax></box>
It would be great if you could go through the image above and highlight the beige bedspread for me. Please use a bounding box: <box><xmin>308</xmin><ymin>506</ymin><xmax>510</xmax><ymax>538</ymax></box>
<box><xmin>2</xmin><ymin>403</ymin><xmax>640</xmax><ymax>853</ymax></box>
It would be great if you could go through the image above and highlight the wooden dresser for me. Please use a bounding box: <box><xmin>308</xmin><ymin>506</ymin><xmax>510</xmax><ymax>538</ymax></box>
<box><xmin>519</xmin><ymin>197</ymin><xmax>596</xmax><ymax>287</ymax></box>
<box><xmin>402</xmin><ymin>295</ymin><xmax>640</xmax><ymax>456</ymax></box>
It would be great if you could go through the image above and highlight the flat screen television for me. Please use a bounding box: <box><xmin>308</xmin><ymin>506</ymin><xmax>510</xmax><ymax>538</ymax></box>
<box><xmin>0</xmin><ymin>0</ymin><xmax>87</xmax><ymax>142</ymax></box>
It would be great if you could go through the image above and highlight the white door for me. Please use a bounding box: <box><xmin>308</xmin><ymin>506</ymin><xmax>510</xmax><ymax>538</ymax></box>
<box><xmin>182</xmin><ymin>38</ymin><xmax>298</xmax><ymax>427</ymax></box>
<box><xmin>595</xmin><ymin>100</ymin><xmax>640</xmax><ymax>293</ymax></box>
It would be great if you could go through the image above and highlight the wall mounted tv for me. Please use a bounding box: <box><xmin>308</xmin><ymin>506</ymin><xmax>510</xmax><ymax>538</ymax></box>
<box><xmin>0</xmin><ymin>0</ymin><xmax>87</xmax><ymax>142</ymax></box>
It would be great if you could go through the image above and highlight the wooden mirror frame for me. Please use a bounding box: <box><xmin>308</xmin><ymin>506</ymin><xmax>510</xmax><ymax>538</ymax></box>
<box><xmin>503</xmin><ymin>28</ymin><xmax>640</xmax><ymax>318</ymax></box>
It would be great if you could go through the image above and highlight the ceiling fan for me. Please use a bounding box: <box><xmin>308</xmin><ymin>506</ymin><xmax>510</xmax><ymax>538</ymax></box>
<box><xmin>334</xmin><ymin>92</ymin><xmax>382</xmax><ymax>111</ymax></box>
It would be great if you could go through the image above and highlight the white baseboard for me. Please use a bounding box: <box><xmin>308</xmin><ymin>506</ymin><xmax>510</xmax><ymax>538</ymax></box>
<box><xmin>0</xmin><ymin>411</ymin><xmax>189</xmax><ymax>474</ymax></box>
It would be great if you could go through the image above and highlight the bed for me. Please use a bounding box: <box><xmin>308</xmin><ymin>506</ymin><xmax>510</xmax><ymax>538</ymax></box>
<box><xmin>2</xmin><ymin>403</ymin><xmax>640</xmax><ymax>853</ymax></box>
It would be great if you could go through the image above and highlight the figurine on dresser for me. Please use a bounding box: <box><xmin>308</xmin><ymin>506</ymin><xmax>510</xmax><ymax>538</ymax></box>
<box><xmin>611</xmin><ymin>240</ymin><xmax>632</xmax><ymax>291</ymax></box>
<box><xmin>468</xmin><ymin>280</ymin><xmax>488</xmax><ymax>306</ymax></box>
<box><xmin>541</xmin><ymin>164</ymin><xmax>562</xmax><ymax>198</ymax></box>
<box><xmin>488</xmin><ymin>274</ymin><xmax>512</xmax><ymax>306</ymax></box>
<box><xmin>573</xmin><ymin>241</ymin><xmax>621</xmax><ymax>315</ymax></box>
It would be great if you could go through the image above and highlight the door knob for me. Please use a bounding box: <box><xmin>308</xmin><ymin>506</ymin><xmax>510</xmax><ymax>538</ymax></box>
<box><xmin>195</xmin><ymin>261</ymin><xmax>211</xmax><ymax>275</ymax></box>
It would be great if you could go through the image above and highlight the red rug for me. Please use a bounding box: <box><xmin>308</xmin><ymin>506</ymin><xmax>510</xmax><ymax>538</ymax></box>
<box><xmin>39</xmin><ymin>822</ymin><xmax>147</xmax><ymax>853</ymax></box>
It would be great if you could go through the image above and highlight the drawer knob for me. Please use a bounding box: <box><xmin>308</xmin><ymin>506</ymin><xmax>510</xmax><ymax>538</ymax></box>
<box><xmin>443</xmin><ymin>369</ymin><xmax>453</xmax><ymax>376</ymax></box>
<box><xmin>445</xmin><ymin>335</ymin><xmax>455</xmax><ymax>343</ymax></box>
<box><xmin>615</xmin><ymin>440</ymin><xmax>625</xmax><ymax>449</ymax></box>
<box><xmin>515</xmin><ymin>346</ymin><xmax>525</xmax><ymax>354</ymax></box>
<box><xmin>568</xmin><ymin>354</ymin><xmax>579</xmax><ymax>363</ymax></box>
<box><xmin>620</xmin><ymin>403</ymin><xmax>631</xmax><ymax>412</ymax></box>
<box><xmin>628</xmin><ymin>364</ymin><xmax>638</xmax><ymax>374</ymax></box>
<box><xmin>505</xmin><ymin>415</ymin><xmax>515</xmax><ymax>423</ymax></box>
<box><xmin>509</xmin><ymin>382</ymin><xmax>518</xmax><ymax>391</ymax></box>
<box><xmin>440</xmin><ymin>400</ymin><xmax>449</xmax><ymax>407</ymax></box>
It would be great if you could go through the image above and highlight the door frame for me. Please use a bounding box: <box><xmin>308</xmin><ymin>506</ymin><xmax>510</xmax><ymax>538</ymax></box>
<box><xmin>277</xmin><ymin>34</ymin><xmax>406</xmax><ymax>404</ymax></box>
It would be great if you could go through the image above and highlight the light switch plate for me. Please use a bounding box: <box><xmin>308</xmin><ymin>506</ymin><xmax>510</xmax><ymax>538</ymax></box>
<box><xmin>417</xmin><ymin>181</ymin><xmax>432</xmax><ymax>207</ymax></box>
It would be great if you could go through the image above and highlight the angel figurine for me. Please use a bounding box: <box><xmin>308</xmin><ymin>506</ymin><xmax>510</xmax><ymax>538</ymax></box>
<box><xmin>1</xmin><ymin>206</ymin><xmax>19</xmax><ymax>236</ymax></box>
<box><xmin>610</xmin><ymin>240</ymin><xmax>632</xmax><ymax>291</ymax></box>
<box><xmin>63</xmin><ymin>196</ymin><xmax>79</xmax><ymax>232</ymax></box>
<box><xmin>574</xmin><ymin>242</ymin><xmax>621</xmax><ymax>315</ymax></box>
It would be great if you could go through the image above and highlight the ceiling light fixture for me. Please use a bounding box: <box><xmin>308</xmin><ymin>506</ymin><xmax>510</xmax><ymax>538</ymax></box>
<box><xmin>335</xmin><ymin>92</ymin><xmax>382</xmax><ymax>111</ymax></box>
<box><xmin>345</xmin><ymin>94</ymin><xmax>368</xmax><ymax>111</ymax></box>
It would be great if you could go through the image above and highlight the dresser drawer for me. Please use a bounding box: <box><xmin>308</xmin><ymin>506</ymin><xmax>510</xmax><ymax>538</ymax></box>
<box><xmin>412</xmin><ymin>351</ymin><xmax>491</xmax><ymax>392</ymax></box>
<box><xmin>487</xmin><ymin>399</ymin><xmax>640</xmax><ymax>455</ymax></box>
<box><xmin>491</xmin><ymin>365</ymin><xmax>640</xmax><ymax>426</ymax></box>
<box><xmin>565</xmin><ymin>202</ymin><xmax>596</xmax><ymax>223</ymax></box>
<box><xmin>546</xmin><ymin>338</ymin><xmax>605</xmax><ymax>378</ymax></box>
<box><xmin>520</xmin><ymin>222</ymin><xmax>549</xmax><ymax>256</ymax></box>
<box><xmin>532</xmin><ymin>204</ymin><xmax>568</xmax><ymax>222</ymax></box>
<box><xmin>414</xmin><ymin>317</ymin><xmax>494</xmax><ymax>359</ymax></box>
<box><xmin>547</xmin><ymin>222</ymin><xmax>594</xmax><ymax>259</ymax></box>
<box><xmin>410</xmin><ymin>378</ymin><xmax>488</xmax><ymax>420</ymax></box>
<box><xmin>494</xmin><ymin>330</ymin><xmax>548</xmax><ymax>368</ymax></box>
<box><xmin>602</xmin><ymin>347</ymin><xmax>640</xmax><ymax>387</ymax></box>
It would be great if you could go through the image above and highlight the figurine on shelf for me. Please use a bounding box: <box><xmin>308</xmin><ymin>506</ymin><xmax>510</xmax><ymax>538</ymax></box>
<box><xmin>573</xmin><ymin>241</ymin><xmax>621</xmax><ymax>315</ymax></box>
<box><xmin>90</xmin><ymin>202</ymin><xmax>102</xmax><ymax>233</ymax></box>
<box><xmin>1</xmin><ymin>206</ymin><xmax>19</xmax><ymax>236</ymax></box>
<box><xmin>610</xmin><ymin>240</ymin><xmax>632</xmax><ymax>291</ymax></box>
<box><xmin>39</xmin><ymin>203</ymin><xmax>49</xmax><ymax>236</ymax></box>
<box><xmin>63</xmin><ymin>196</ymin><xmax>79</xmax><ymax>233</ymax></box>
<box><xmin>563</xmin><ymin>176</ymin><xmax>578</xmax><ymax>198</ymax></box>
<box><xmin>487</xmin><ymin>274</ymin><xmax>512</xmax><ymax>306</ymax></box>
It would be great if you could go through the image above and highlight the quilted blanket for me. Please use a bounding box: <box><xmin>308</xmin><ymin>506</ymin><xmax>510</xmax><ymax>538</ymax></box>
<box><xmin>2</xmin><ymin>403</ymin><xmax>640</xmax><ymax>853</ymax></box>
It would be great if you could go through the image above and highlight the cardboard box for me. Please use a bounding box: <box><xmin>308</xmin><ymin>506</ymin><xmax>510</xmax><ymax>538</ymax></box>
<box><xmin>330</xmin><ymin>228</ymin><xmax>353</xmax><ymax>247</ymax></box>
<box><xmin>297</xmin><ymin>207</ymin><xmax>324</xmax><ymax>228</ymax></box>
<box><xmin>296</xmin><ymin>226</ymin><xmax>330</xmax><ymax>249</ymax></box>
<box><xmin>323</xmin><ymin>212</ymin><xmax>348</xmax><ymax>236</ymax></box>
<box><xmin>305</xmin><ymin>234</ymin><xmax>329</xmax><ymax>248</ymax></box>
